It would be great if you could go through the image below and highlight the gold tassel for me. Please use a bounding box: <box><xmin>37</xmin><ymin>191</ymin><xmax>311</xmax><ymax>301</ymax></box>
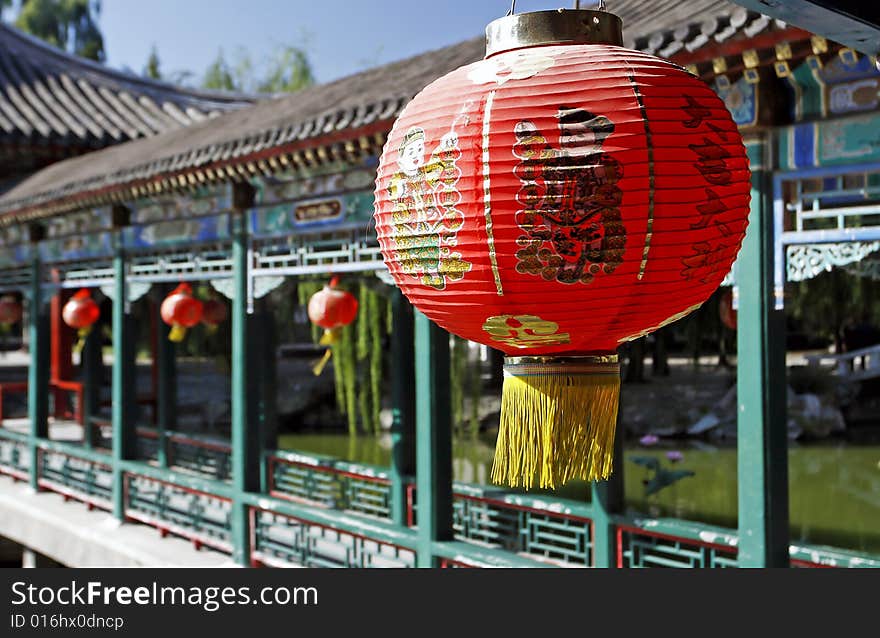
<box><xmin>491</xmin><ymin>355</ymin><xmax>620</xmax><ymax>490</ymax></box>
<box><xmin>169</xmin><ymin>325</ymin><xmax>187</xmax><ymax>342</ymax></box>
<box><xmin>73</xmin><ymin>326</ymin><xmax>91</xmax><ymax>356</ymax></box>
<box><xmin>312</xmin><ymin>327</ymin><xmax>341</xmax><ymax>376</ymax></box>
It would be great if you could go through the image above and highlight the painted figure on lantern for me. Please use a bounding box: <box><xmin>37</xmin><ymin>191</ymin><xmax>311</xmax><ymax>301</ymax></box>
<box><xmin>386</xmin><ymin>126</ymin><xmax>471</xmax><ymax>290</ymax></box>
<box><xmin>513</xmin><ymin>106</ymin><xmax>626</xmax><ymax>285</ymax></box>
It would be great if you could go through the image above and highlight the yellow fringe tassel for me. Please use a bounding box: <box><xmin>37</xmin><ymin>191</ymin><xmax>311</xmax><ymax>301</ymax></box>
<box><xmin>312</xmin><ymin>328</ymin><xmax>340</xmax><ymax>376</ymax></box>
<box><xmin>168</xmin><ymin>325</ymin><xmax>187</xmax><ymax>343</ymax></box>
<box><xmin>491</xmin><ymin>372</ymin><xmax>620</xmax><ymax>490</ymax></box>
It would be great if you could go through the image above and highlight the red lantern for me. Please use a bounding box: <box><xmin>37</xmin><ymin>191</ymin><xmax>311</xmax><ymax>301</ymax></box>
<box><xmin>201</xmin><ymin>297</ymin><xmax>228</xmax><ymax>334</ymax></box>
<box><xmin>373</xmin><ymin>8</ymin><xmax>750</xmax><ymax>489</ymax></box>
<box><xmin>719</xmin><ymin>288</ymin><xmax>737</xmax><ymax>331</ymax></box>
<box><xmin>307</xmin><ymin>276</ymin><xmax>358</xmax><ymax>375</ymax></box>
<box><xmin>62</xmin><ymin>289</ymin><xmax>100</xmax><ymax>337</ymax></box>
<box><xmin>160</xmin><ymin>283</ymin><xmax>203</xmax><ymax>343</ymax></box>
<box><xmin>0</xmin><ymin>295</ymin><xmax>22</xmax><ymax>325</ymax></box>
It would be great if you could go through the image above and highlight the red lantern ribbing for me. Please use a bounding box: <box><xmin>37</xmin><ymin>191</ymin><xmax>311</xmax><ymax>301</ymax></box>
<box><xmin>307</xmin><ymin>276</ymin><xmax>359</xmax><ymax>375</ymax></box>
<box><xmin>373</xmin><ymin>8</ymin><xmax>751</xmax><ymax>489</ymax></box>
<box><xmin>62</xmin><ymin>289</ymin><xmax>100</xmax><ymax>337</ymax></box>
<box><xmin>201</xmin><ymin>298</ymin><xmax>228</xmax><ymax>334</ymax></box>
<box><xmin>160</xmin><ymin>283</ymin><xmax>204</xmax><ymax>343</ymax></box>
<box><xmin>0</xmin><ymin>295</ymin><xmax>22</xmax><ymax>326</ymax></box>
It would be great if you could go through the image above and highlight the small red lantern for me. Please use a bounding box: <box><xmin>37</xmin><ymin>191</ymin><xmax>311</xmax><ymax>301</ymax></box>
<box><xmin>719</xmin><ymin>288</ymin><xmax>737</xmax><ymax>331</ymax></box>
<box><xmin>307</xmin><ymin>276</ymin><xmax>358</xmax><ymax>374</ymax></box>
<box><xmin>374</xmin><ymin>8</ymin><xmax>751</xmax><ymax>489</ymax></box>
<box><xmin>62</xmin><ymin>289</ymin><xmax>100</xmax><ymax>337</ymax></box>
<box><xmin>160</xmin><ymin>283</ymin><xmax>203</xmax><ymax>343</ymax></box>
<box><xmin>0</xmin><ymin>295</ymin><xmax>22</xmax><ymax>325</ymax></box>
<box><xmin>201</xmin><ymin>297</ymin><xmax>228</xmax><ymax>334</ymax></box>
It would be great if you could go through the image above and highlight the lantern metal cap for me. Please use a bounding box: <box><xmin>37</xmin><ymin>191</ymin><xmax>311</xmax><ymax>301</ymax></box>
<box><xmin>485</xmin><ymin>9</ymin><xmax>623</xmax><ymax>58</ymax></box>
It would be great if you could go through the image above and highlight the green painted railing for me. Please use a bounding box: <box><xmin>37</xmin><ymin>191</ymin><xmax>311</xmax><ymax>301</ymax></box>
<box><xmin>37</xmin><ymin>446</ymin><xmax>113</xmax><ymax>510</ymax></box>
<box><xmin>268</xmin><ymin>449</ymin><xmax>392</xmax><ymax>518</ymax></box>
<box><xmin>0</xmin><ymin>429</ymin><xmax>29</xmax><ymax>480</ymax></box>
<box><xmin>2</xmin><ymin>429</ymin><xmax>878</xmax><ymax>569</ymax></box>
<box><xmin>124</xmin><ymin>473</ymin><xmax>232</xmax><ymax>553</ymax></box>
<box><xmin>136</xmin><ymin>427</ymin><xmax>232</xmax><ymax>482</ymax></box>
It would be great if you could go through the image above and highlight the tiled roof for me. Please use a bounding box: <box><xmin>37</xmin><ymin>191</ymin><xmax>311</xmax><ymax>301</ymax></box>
<box><xmin>0</xmin><ymin>22</ymin><xmax>252</xmax><ymax>148</ymax></box>
<box><xmin>0</xmin><ymin>1</ymin><xmax>787</xmax><ymax>223</ymax></box>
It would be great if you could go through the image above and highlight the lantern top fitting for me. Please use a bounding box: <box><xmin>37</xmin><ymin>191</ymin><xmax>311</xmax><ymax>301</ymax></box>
<box><xmin>485</xmin><ymin>7</ymin><xmax>623</xmax><ymax>58</ymax></box>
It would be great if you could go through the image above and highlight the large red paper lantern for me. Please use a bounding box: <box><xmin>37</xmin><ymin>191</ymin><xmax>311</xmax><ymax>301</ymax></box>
<box><xmin>0</xmin><ymin>295</ymin><xmax>22</xmax><ymax>325</ymax></box>
<box><xmin>62</xmin><ymin>289</ymin><xmax>100</xmax><ymax>337</ymax></box>
<box><xmin>307</xmin><ymin>276</ymin><xmax>358</xmax><ymax>375</ymax></box>
<box><xmin>160</xmin><ymin>283</ymin><xmax>203</xmax><ymax>343</ymax></box>
<box><xmin>373</xmin><ymin>8</ymin><xmax>751</xmax><ymax>489</ymax></box>
<box><xmin>201</xmin><ymin>297</ymin><xmax>228</xmax><ymax>334</ymax></box>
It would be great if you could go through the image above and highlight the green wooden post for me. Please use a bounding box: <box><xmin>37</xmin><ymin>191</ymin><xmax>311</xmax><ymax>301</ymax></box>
<box><xmin>255</xmin><ymin>303</ymin><xmax>278</xmax><ymax>493</ymax></box>
<box><xmin>80</xmin><ymin>326</ymin><xmax>101</xmax><ymax>449</ymax></box>
<box><xmin>26</xmin><ymin>227</ymin><xmax>49</xmax><ymax>491</ymax></box>
<box><xmin>230</xmin><ymin>184</ymin><xmax>260</xmax><ymax>565</ymax></box>
<box><xmin>414</xmin><ymin>311</ymin><xmax>453</xmax><ymax>567</ymax></box>
<box><xmin>111</xmin><ymin>207</ymin><xmax>137</xmax><ymax>521</ymax></box>
<box><xmin>390</xmin><ymin>290</ymin><xmax>415</xmax><ymax>527</ymax></box>
<box><xmin>590</xmin><ymin>411</ymin><xmax>624</xmax><ymax>567</ymax></box>
<box><xmin>736</xmin><ymin>147</ymin><xmax>789</xmax><ymax>567</ymax></box>
<box><xmin>155</xmin><ymin>284</ymin><xmax>177</xmax><ymax>468</ymax></box>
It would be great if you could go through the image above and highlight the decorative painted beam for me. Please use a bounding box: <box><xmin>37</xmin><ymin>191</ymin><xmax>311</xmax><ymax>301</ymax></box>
<box><xmin>731</xmin><ymin>1</ymin><xmax>880</xmax><ymax>56</ymax></box>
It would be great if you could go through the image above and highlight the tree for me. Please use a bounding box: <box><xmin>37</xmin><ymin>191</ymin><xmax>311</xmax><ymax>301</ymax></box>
<box><xmin>14</xmin><ymin>0</ymin><xmax>105</xmax><ymax>62</ymax></box>
<box><xmin>257</xmin><ymin>45</ymin><xmax>314</xmax><ymax>93</ymax></box>
<box><xmin>202</xmin><ymin>48</ymin><xmax>239</xmax><ymax>92</ymax></box>
<box><xmin>143</xmin><ymin>44</ymin><xmax>161</xmax><ymax>80</ymax></box>
<box><xmin>201</xmin><ymin>44</ymin><xmax>314</xmax><ymax>94</ymax></box>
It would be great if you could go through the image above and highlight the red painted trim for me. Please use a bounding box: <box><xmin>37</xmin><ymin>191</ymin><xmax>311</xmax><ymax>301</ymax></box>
<box><xmin>123</xmin><ymin>471</ymin><xmax>232</xmax><ymax>502</ymax></box>
<box><xmin>616</xmin><ymin>523</ymin><xmax>737</xmax><ymax>557</ymax></box>
<box><xmin>455</xmin><ymin>492</ymin><xmax>594</xmax><ymax>525</ymax></box>
<box><xmin>790</xmin><ymin>559</ymin><xmax>834</xmax><ymax>569</ymax></box>
<box><xmin>271</xmin><ymin>455</ymin><xmax>390</xmax><ymax>485</ymax></box>
<box><xmin>616</xmin><ymin>527</ymin><xmax>624</xmax><ymax>568</ymax></box>
<box><xmin>670</xmin><ymin>27</ymin><xmax>811</xmax><ymax>66</ymax></box>
<box><xmin>248</xmin><ymin>505</ymin><xmax>414</xmax><ymax>555</ymax></box>
<box><xmin>0</xmin><ymin>466</ymin><xmax>28</xmax><ymax>481</ymax></box>
<box><xmin>3</xmin><ymin>119</ymin><xmax>395</xmax><ymax>222</ymax></box>
<box><xmin>124</xmin><ymin>509</ymin><xmax>232</xmax><ymax>554</ymax></box>
<box><xmin>37</xmin><ymin>479</ymin><xmax>112</xmax><ymax>512</ymax></box>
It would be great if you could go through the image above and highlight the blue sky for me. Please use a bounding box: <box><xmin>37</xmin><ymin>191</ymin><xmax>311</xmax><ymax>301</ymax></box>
<box><xmin>101</xmin><ymin>0</ymin><xmax>577</xmax><ymax>86</ymax></box>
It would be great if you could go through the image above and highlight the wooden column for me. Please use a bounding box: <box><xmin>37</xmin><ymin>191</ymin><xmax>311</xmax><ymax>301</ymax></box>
<box><xmin>389</xmin><ymin>289</ymin><xmax>415</xmax><ymax>527</ymax></box>
<box><xmin>80</xmin><ymin>326</ymin><xmax>102</xmax><ymax>449</ymax></box>
<box><xmin>414</xmin><ymin>311</ymin><xmax>453</xmax><ymax>567</ymax></box>
<box><xmin>590</xmin><ymin>410</ymin><xmax>624</xmax><ymax>567</ymax></box>
<box><xmin>154</xmin><ymin>284</ymin><xmax>177</xmax><ymax>468</ymax></box>
<box><xmin>111</xmin><ymin>206</ymin><xmax>137</xmax><ymax>521</ymax></box>
<box><xmin>26</xmin><ymin>224</ymin><xmax>49</xmax><ymax>491</ymax></box>
<box><xmin>49</xmin><ymin>287</ymin><xmax>72</xmax><ymax>419</ymax></box>
<box><xmin>230</xmin><ymin>183</ymin><xmax>260</xmax><ymax>565</ymax></box>
<box><xmin>736</xmin><ymin>141</ymin><xmax>789</xmax><ymax>567</ymax></box>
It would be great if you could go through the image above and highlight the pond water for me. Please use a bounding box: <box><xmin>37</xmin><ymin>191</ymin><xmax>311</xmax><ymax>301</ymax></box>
<box><xmin>278</xmin><ymin>433</ymin><xmax>880</xmax><ymax>555</ymax></box>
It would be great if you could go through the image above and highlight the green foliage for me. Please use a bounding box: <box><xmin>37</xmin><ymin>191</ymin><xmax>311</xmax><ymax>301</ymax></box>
<box><xmin>787</xmin><ymin>365</ymin><xmax>836</xmax><ymax>399</ymax></box>
<box><xmin>301</xmin><ymin>278</ymin><xmax>390</xmax><ymax>436</ymax></box>
<box><xmin>450</xmin><ymin>335</ymin><xmax>481</xmax><ymax>435</ymax></box>
<box><xmin>144</xmin><ymin>44</ymin><xmax>161</xmax><ymax>80</ymax></box>
<box><xmin>14</xmin><ymin>0</ymin><xmax>105</xmax><ymax>61</ymax></box>
<box><xmin>787</xmin><ymin>269</ymin><xmax>878</xmax><ymax>350</ymax></box>
<box><xmin>202</xmin><ymin>48</ymin><xmax>239</xmax><ymax>92</ymax></box>
<box><xmin>257</xmin><ymin>45</ymin><xmax>314</xmax><ymax>93</ymax></box>
<box><xmin>201</xmin><ymin>44</ymin><xmax>313</xmax><ymax>94</ymax></box>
